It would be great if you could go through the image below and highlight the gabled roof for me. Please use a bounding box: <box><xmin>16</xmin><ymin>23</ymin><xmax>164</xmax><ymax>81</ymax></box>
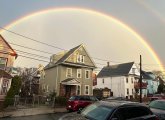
<box><xmin>97</xmin><ymin>62</ymin><xmax>134</xmax><ymax>78</ymax></box>
<box><xmin>0</xmin><ymin>34</ymin><xmax>17</xmax><ymax>58</ymax></box>
<box><xmin>45</xmin><ymin>44</ymin><xmax>96</xmax><ymax>69</ymax></box>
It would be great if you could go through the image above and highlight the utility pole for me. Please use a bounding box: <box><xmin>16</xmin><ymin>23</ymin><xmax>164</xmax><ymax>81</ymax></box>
<box><xmin>139</xmin><ymin>55</ymin><xmax>142</xmax><ymax>103</ymax></box>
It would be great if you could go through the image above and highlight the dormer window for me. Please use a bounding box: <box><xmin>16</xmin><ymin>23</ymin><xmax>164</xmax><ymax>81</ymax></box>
<box><xmin>77</xmin><ymin>54</ymin><xmax>85</xmax><ymax>63</ymax></box>
<box><xmin>132</xmin><ymin>68</ymin><xmax>136</xmax><ymax>74</ymax></box>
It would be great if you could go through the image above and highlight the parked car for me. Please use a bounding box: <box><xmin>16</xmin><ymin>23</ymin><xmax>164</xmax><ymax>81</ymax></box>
<box><xmin>149</xmin><ymin>100</ymin><xmax>165</xmax><ymax>120</ymax></box>
<box><xmin>61</xmin><ymin>101</ymin><xmax>158</xmax><ymax>120</ymax></box>
<box><xmin>149</xmin><ymin>94</ymin><xmax>165</xmax><ymax>101</ymax></box>
<box><xmin>66</xmin><ymin>95</ymin><xmax>98</xmax><ymax>112</ymax></box>
<box><xmin>103</xmin><ymin>96</ymin><xmax>127</xmax><ymax>101</ymax></box>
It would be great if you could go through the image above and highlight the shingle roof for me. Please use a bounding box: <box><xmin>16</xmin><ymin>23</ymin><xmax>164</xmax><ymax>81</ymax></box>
<box><xmin>97</xmin><ymin>62</ymin><xmax>134</xmax><ymax>78</ymax></box>
<box><xmin>45</xmin><ymin>44</ymin><xmax>82</xmax><ymax>69</ymax></box>
<box><xmin>142</xmin><ymin>71</ymin><xmax>153</xmax><ymax>80</ymax></box>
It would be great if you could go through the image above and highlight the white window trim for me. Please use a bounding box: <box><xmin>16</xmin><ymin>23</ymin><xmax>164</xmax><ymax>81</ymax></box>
<box><xmin>77</xmin><ymin>69</ymin><xmax>82</xmax><ymax>78</ymax></box>
<box><xmin>77</xmin><ymin>54</ymin><xmax>85</xmax><ymax>63</ymax></box>
<box><xmin>76</xmin><ymin>85</ymin><xmax>81</xmax><ymax>95</ymax></box>
<box><xmin>66</xmin><ymin>68</ymin><xmax>72</xmax><ymax>77</ymax></box>
<box><xmin>85</xmin><ymin>70</ymin><xmax>90</xmax><ymax>79</ymax></box>
<box><xmin>84</xmin><ymin>85</ymin><xmax>90</xmax><ymax>95</ymax></box>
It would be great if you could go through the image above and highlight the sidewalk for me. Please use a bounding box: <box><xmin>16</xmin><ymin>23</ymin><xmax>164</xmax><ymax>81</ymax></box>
<box><xmin>0</xmin><ymin>106</ymin><xmax>67</xmax><ymax>118</ymax></box>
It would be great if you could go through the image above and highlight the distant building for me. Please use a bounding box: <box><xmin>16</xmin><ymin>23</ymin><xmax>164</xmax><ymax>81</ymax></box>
<box><xmin>142</xmin><ymin>71</ymin><xmax>159</xmax><ymax>95</ymax></box>
<box><xmin>96</xmin><ymin>62</ymin><xmax>146</xmax><ymax>99</ymax></box>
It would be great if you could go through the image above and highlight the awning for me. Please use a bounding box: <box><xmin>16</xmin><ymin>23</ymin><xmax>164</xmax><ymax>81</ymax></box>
<box><xmin>61</xmin><ymin>78</ymin><xmax>80</xmax><ymax>85</ymax></box>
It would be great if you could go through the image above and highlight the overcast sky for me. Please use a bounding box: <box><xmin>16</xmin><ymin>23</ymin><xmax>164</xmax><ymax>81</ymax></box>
<box><xmin>0</xmin><ymin>0</ymin><xmax>165</xmax><ymax>72</ymax></box>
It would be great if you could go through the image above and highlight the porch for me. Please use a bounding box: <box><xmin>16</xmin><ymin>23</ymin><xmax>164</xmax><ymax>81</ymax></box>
<box><xmin>59</xmin><ymin>78</ymin><xmax>80</xmax><ymax>98</ymax></box>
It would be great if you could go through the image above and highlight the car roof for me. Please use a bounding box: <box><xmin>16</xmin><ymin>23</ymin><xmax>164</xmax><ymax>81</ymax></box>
<box><xmin>151</xmin><ymin>99</ymin><xmax>165</xmax><ymax>102</ymax></box>
<box><xmin>96</xmin><ymin>100</ymin><xmax>147</xmax><ymax>108</ymax></box>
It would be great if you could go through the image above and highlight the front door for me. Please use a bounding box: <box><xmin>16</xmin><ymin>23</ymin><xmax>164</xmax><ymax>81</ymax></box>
<box><xmin>65</xmin><ymin>85</ymin><xmax>71</xmax><ymax>98</ymax></box>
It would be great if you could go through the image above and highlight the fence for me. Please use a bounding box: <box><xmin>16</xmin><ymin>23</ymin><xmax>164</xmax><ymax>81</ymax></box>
<box><xmin>1</xmin><ymin>95</ymin><xmax>67</xmax><ymax>110</ymax></box>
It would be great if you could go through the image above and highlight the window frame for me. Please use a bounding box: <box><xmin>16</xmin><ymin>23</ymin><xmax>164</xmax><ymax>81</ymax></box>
<box><xmin>84</xmin><ymin>85</ymin><xmax>90</xmax><ymax>95</ymax></box>
<box><xmin>85</xmin><ymin>70</ymin><xmax>90</xmax><ymax>79</ymax></box>
<box><xmin>127</xmin><ymin>88</ymin><xmax>129</xmax><ymax>95</ymax></box>
<box><xmin>126</xmin><ymin>77</ymin><xmax>128</xmax><ymax>83</ymax></box>
<box><xmin>66</xmin><ymin>68</ymin><xmax>72</xmax><ymax>77</ymax></box>
<box><xmin>77</xmin><ymin>69</ymin><xmax>82</xmax><ymax>78</ymax></box>
<box><xmin>76</xmin><ymin>85</ymin><xmax>81</xmax><ymax>95</ymax></box>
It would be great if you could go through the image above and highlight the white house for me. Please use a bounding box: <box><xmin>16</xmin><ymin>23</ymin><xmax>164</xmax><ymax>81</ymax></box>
<box><xmin>95</xmin><ymin>62</ymin><xmax>140</xmax><ymax>99</ymax></box>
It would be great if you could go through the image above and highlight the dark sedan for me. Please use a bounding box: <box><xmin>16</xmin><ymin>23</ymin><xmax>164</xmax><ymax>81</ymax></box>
<box><xmin>149</xmin><ymin>100</ymin><xmax>165</xmax><ymax>120</ymax></box>
<box><xmin>59</xmin><ymin>101</ymin><xmax>157</xmax><ymax>120</ymax></box>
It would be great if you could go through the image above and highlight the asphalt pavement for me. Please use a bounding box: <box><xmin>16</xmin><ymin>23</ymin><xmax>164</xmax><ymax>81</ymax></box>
<box><xmin>0</xmin><ymin>113</ymin><xmax>68</xmax><ymax>120</ymax></box>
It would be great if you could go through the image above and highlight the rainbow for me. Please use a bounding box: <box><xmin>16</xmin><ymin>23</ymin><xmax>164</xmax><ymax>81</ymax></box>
<box><xmin>0</xmin><ymin>7</ymin><xmax>164</xmax><ymax>71</ymax></box>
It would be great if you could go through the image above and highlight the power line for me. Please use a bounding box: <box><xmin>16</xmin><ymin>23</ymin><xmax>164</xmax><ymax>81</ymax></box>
<box><xmin>0</xmin><ymin>27</ymin><xmax>127</xmax><ymax>63</ymax></box>
<box><xmin>2</xmin><ymin>27</ymin><xmax>165</xmax><ymax>67</ymax></box>
<box><xmin>0</xmin><ymin>27</ymin><xmax>65</xmax><ymax>50</ymax></box>
<box><xmin>9</xmin><ymin>42</ymin><xmax>54</xmax><ymax>55</ymax></box>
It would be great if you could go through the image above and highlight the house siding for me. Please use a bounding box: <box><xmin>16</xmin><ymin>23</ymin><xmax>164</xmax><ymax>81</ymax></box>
<box><xmin>43</xmin><ymin>67</ymin><xmax>58</xmax><ymax>95</ymax></box>
<box><xmin>59</xmin><ymin>66</ymin><xmax>93</xmax><ymax>95</ymax></box>
<box><xmin>96</xmin><ymin>76</ymin><xmax>125</xmax><ymax>97</ymax></box>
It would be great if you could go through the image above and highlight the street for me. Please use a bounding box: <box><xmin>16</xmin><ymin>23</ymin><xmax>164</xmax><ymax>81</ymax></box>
<box><xmin>1</xmin><ymin>112</ymin><xmax>68</xmax><ymax>120</ymax></box>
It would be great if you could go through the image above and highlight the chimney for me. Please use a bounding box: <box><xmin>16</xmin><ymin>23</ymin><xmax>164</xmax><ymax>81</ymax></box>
<box><xmin>107</xmin><ymin>61</ymin><xmax>110</xmax><ymax>67</ymax></box>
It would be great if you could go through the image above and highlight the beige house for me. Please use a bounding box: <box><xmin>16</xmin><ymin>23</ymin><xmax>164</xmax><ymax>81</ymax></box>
<box><xmin>0</xmin><ymin>34</ymin><xmax>17</xmax><ymax>100</ymax></box>
<box><xmin>42</xmin><ymin>44</ymin><xmax>96</xmax><ymax>97</ymax></box>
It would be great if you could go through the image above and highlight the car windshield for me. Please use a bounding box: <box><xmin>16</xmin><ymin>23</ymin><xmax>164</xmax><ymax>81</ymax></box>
<box><xmin>149</xmin><ymin>101</ymin><xmax>165</xmax><ymax>110</ymax></box>
<box><xmin>81</xmin><ymin>103</ymin><xmax>113</xmax><ymax>120</ymax></box>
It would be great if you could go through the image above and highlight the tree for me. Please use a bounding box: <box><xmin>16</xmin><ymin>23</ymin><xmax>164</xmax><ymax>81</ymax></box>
<box><xmin>4</xmin><ymin>76</ymin><xmax>22</xmax><ymax>107</ymax></box>
<box><xmin>157</xmin><ymin>84</ymin><xmax>165</xmax><ymax>94</ymax></box>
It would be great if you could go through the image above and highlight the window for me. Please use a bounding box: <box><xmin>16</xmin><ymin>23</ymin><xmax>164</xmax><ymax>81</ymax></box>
<box><xmin>66</xmin><ymin>68</ymin><xmax>72</xmax><ymax>77</ymax></box>
<box><xmin>127</xmin><ymin>88</ymin><xmax>129</xmax><ymax>95</ymax></box>
<box><xmin>0</xmin><ymin>57</ymin><xmax>7</xmax><ymax>69</ymax></box>
<box><xmin>85</xmin><ymin>85</ymin><xmax>89</xmax><ymax>95</ymax></box>
<box><xmin>132</xmin><ymin>89</ymin><xmax>134</xmax><ymax>94</ymax></box>
<box><xmin>131</xmin><ymin>77</ymin><xmax>134</xmax><ymax>83</ymax></box>
<box><xmin>85</xmin><ymin>70</ymin><xmax>90</xmax><ymax>79</ymax></box>
<box><xmin>126</xmin><ymin>77</ymin><xmax>128</xmax><ymax>83</ymax></box>
<box><xmin>102</xmin><ymin>79</ymin><xmax>104</xmax><ymax>84</ymax></box>
<box><xmin>132</xmin><ymin>68</ymin><xmax>136</xmax><ymax>74</ymax></box>
<box><xmin>77</xmin><ymin>69</ymin><xmax>82</xmax><ymax>78</ymax></box>
<box><xmin>77</xmin><ymin>54</ymin><xmax>85</xmax><ymax>63</ymax></box>
<box><xmin>76</xmin><ymin>85</ymin><xmax>81</xmax><ymax>95</ymax></box>
<box><xmin>113</xmin><ymin>106</ymin><xmax>152</xmax><ymax>119</ymax></box>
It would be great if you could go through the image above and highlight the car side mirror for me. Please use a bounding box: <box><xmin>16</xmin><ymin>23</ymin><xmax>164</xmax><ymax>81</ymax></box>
<box><xmin>77</xmin><ymin>108</ymin><xmax>83</xmax><ymax>114</ymax></box>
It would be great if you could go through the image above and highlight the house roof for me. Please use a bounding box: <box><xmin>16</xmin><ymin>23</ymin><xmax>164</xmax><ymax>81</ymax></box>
<box><xmin>97</xmin><ymin>62</ymin><xmax>134</xmax><ymax>78</ymax></box>
<box><xmin>45</xmin><ymin>44</ymin><xmax>95</xmax><ymax>69</ymax></box>
<box><xmin>0</xmin><ymin>34</ymin><xmax>17</xmax><ymax>58</ymax></box>
<box><xmin>0</xmin><ymin>69</ymin><xmax>12</xmax><ymax>79</ymax></box>
<box><xmin>142</xmin><ymin>71</ymin><xmax>154</xmax><ymax>80</ymax></box>
<box><xmin>61</xmin><ymin>78</ymin><xmax>80</xmax><ymax>85</ymax></box>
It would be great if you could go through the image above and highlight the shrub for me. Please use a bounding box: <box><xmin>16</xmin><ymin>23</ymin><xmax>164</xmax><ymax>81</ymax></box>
<box><xmin>55</xmin><ymin>96</ymin><xmax>67</xmax><ymax>106</ymax></box>
<box><xmin>3</xmin><ymin>76</ymin><xmax>22</xmax><ymax>108</ymax></box>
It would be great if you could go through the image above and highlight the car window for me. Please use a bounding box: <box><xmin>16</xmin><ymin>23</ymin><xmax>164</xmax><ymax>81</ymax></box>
<box><xmin>113</xmin><ymin>106</ymin><xmax>152</xmax><ymax>120</ymax></box>
<box><xmin>89</xmin><ymin>96</ymin><xmax>98</xmax><ymax>101</ymax></box>
<box><xmin>81</xmin><ymin>104</ymin><xmax>113</xmax><ymax>120</ymax></box>
<box><xmin>149</xmin><ymin>100</ymin><xmax>165</xmax><ymax>110</ymax></box>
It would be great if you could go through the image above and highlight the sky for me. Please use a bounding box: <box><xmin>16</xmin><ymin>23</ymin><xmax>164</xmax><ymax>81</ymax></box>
<box><xmin>0</xmin><ymin>0</ymin><xmax>165</xmax><ymax>72</ymax></box>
